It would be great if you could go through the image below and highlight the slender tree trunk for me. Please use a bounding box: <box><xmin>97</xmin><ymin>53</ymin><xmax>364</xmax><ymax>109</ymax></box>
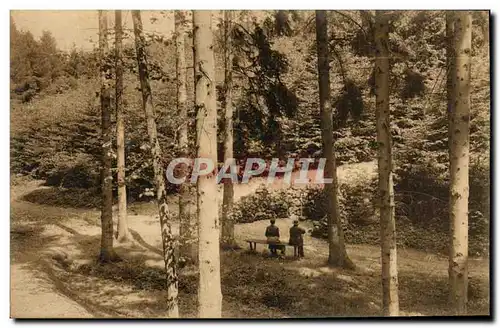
<box><xmin>131</xmin><ymin>10</ymin><xmax>179</xmax><ymax>318</ymax></box>
<box><xmin>115</xmin><ymin>10</ymin><xmax>130</xmax><ymax>243</ymax></box>
<box><xmin>221</xmin><ymin>10</ymin><xmax>236</xmax><ymax>248</ymax></box>
<box><xmin>374</xmin><ymin>10</ymin><xmax>399</xmax><ymax>316</ymax></box>
<box><xmin>98</xmin><ymin>10</ymin><xmax>117</xmax><ymax>262</ymax></box>
<box><xmin>448</xmin><ymin>11</ymin><xmax>471</xmax><ymax>316</ymax></box>
<box><xmin>175</xmin><ymin>10</ymin><xmax>194</xmax><ymax>262</ymax></box>
<box><xmin>315</xmin><ymin>10</ymin><xmax>354</xmax><ymax>270</ymax></box>
<box><xmin>193</xmin><ymin>10</ymin><xmax>222</xmax><ymax>318</ymax></box>
<box><xmin>446</xmin><ymin>11</ymin><xmax>455</xmax><ymax>137</ymax></box>
<box><xmin>481</xmin><ymin>11</ymin><xmax>489</xmax><ymax>47</ymax></box>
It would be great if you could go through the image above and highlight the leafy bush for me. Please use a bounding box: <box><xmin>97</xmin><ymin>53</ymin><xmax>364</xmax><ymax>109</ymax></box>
<box><xmin>10</xmin><ymin>71</ymin><xmax>185</xmax><ymax>200</ymax></box>
<box><xmin>43</xmin><ymin>75</ymin><xmax>79</xmax><ymax>95</ymax></box>
<box><xmin>303</xmin><ymin>176</ymin><xmax>378</xmax><ymax>226</ymax></box>
<box><xmin>22</xmin><ymin>187</ymin><xmax>101</xmax><ymax>208</ymax></box>
<box><xmin>39</xmin><ymin>153</ymin><xmax>100</xmax><ymax>189</ymax></box>
<box><xmin>302</xmin><ymin>187</ymin><xmax>327</xmax><ymax>221</ymax></box>
<box><xmin>231</xmin><ymin>186</ymin><xmax>291</xmax><ymax>223</ymax></box>
<box><xmin>306</xmin><ymin>161</ymin><xmax>489</xmax><ymax>256</ymax></box>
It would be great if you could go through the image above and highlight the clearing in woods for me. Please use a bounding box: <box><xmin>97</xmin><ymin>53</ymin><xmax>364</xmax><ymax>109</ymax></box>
<box><xmin>10</xmin><ymin>162</ymin><xmax>489</xmax><ymax>318</ymax></box>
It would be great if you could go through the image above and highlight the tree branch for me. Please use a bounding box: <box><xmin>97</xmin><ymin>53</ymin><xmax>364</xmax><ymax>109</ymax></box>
<box><xmin>332</xmin><ymin>10</ymin><xmax>369</xmax><ymax>42</ymax></box>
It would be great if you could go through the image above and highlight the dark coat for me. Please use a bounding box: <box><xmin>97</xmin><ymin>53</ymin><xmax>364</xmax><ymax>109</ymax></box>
<box><xmin>265</xmin><ymin>225</ymin><xmax>280</xmax><ymax>238</ymax></box>
<box><xmin>289</xmin><ymin>225</ymin><xmax>306</xmax><ymax>246</ymax></box>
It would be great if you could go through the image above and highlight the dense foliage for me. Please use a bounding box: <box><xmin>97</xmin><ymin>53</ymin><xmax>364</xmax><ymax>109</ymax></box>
<box><xmin>10</xmin><ymin>11</ymin><xmax>489</xmax><ymax>255</ymax></box>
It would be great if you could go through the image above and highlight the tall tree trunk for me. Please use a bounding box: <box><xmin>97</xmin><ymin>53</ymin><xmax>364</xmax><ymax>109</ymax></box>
<box><xmin>448</xmin><ymin>11</ymin><xmax>471</xmax><ymax>316</ymax></box>
<box><xmin>315</xmin><ymin>10</ymin><xmax>354</xmax><ymax>270</ymax></box>
<box><xmin>98</xmin><ymin>10</ymin><xmax>117</xmax><ymax>262</ymax></box>
<box><xmin>446</xmin><ymin>11</ymin><xmax>455</xmax><ymax>138</ymax></box>
<box><xmin>131</xmin><ymin>10</ymin><xmax>179</xmax><ymax>318</ymax></box>
<box><xmin>374</xmin><ymin>10</ymin><xmax>399</xmax><ymax>316</ymax></box>
<box><xmin>115</xmin><ymin>10</ymin><xmax>130</xmax><ymax>243</ymax></box>
<box><xmin>481</xmin><ymin>11</ymin><xmax>489</xmax><ymax>47</ymax></box>
<box><xmin>221</xmin><ymin>10</ymin><xmax>236</xmax><ymax>248</ymax></box>
<box><xmin>193</xmin><ymin>10</ymin><xmax>222</xmax><ymax>318</ymax></box>
<box><xmin>175</xmin><ymin>10</ymin><xmax>194</xmax><ymax>262</ymax></box>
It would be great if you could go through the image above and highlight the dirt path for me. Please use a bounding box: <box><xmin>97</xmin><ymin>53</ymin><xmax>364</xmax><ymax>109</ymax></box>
<box><xmin>11</xmin><ymin>264</ymin><xmax>93</xmax><ymax>318</ymax></box>
<box><xmin>10</xmin><ymin>197</ymin><xmax>129</xmax><ymax>318</ymax></box>
<box><xmin>10</xmin><ymin>180</ymin><xmax>97</xmax><ymax>318</ymax></box>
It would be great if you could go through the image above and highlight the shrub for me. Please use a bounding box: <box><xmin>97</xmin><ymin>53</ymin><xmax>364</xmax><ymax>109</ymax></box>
<box><xmin>43</xmin><ymin>76</ymin><xmax>79</xmax><ymax>95</ymax></box>
<box><xmin>40</xmin><ymin>153</ymin><xmax>100</xmax><ymax>189</ymax></box>
<box><xmin>22</xmin><ymin>187</ymin><xmax>100</xmax><ymax>208</ymax></box>
<box><xmin>10</xmin><ymin>76</ymin><xmax>183</xmax><ymax>200</ymax></box>
<box><xmin>303</xmin><ymin>176</ymin><xmax>378</xmax><ymax>226</ymax></box>
<box><xmin>306</xmin><ymin>160</ymin><xmax>489</xmax><ymax>257</ymax></box>
<box><xmin>302</xmin><ymin>187</ymin><xmax>327</xmax><ymax>221</ymax></box>
<box><xmin>231</xmin><ymin>186</ymin><xmax>291</xmax><ymax>224</ymax></box>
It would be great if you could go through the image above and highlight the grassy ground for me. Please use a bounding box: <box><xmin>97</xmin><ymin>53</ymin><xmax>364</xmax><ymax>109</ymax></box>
<box><xmin>10</xmin><ymin>177</ymin><xmax>490</xmax><ymax>318</ymax></box>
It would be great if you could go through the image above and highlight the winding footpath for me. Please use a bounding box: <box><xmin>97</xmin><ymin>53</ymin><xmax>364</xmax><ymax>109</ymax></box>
<box><xmin>10</xmin><ymin>181</ymin><xmax>94</xmax><ymax>318</ymax></box>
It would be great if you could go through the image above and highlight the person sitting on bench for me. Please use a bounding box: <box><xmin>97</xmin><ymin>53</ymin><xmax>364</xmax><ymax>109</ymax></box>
<box><xmin>289</xmin><ymin>219</ymin><xmax>306</xmax><ymax>258</ymax></box>
<box><xmin>265</xmin><ymin>219</ymin><xmax>283</xmax><ymax>256</ymax></box>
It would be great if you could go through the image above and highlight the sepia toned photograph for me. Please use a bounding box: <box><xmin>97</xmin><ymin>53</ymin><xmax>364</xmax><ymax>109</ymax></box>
<box><xmin>9</xmin><ymin>9</ymin><xmax>490</xmax><ymax>319</ymax></box>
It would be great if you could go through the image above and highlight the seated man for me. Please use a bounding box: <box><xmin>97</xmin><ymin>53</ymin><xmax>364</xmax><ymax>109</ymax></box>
<box><xmin>265</xmin><ymin>219</ymin><xmax>283</xmax><ymax>256</ymax></box>
<box><xmin>289</xmin><ymin>219</ymin><xmax>306</xmax><ymax>258</ymax></box>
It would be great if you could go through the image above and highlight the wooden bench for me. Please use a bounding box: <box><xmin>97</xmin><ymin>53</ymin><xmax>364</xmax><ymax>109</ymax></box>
<box><xmin>245</xmin><ymin>239</ymin><xmax>301</xmax><ymax>257</ymax></box>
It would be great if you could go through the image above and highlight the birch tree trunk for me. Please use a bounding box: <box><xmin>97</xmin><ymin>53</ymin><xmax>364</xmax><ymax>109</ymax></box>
<box><xmin>98</xmin><ymin>10</ymin><xmax>117</xmax><ymax>262</ymax></box>
<box><xmin>315</xmin><ymin>10</ymin><xmax>354</xmax><ymax>270</ymax></box>
<box><xmin>193</xmin><ymin>10</ymin><xmax>222</xmax><ymax>318</ymax></box>
<box><xmin>448</xmin><ymin>11</ymin><xmax>471</xmax><ymax>316</ymax></box>
<box><xmin>221</xmin><ymin>10</ymin><xmax>236</xmax><ymax>248</ymax></box>
<box><xmin>132</xmin><ymin>10</ymin><xmax>179</xmax><ymax>318</ymax></box>
<box><xmin>374</xmin><ymin>10</ymin><xmax>399</xmax><ymax>316</ymax></box>
<box><xmin>446</xmin><ymin>12</ymin><xmax>455</xmax><ymax>143</ymax></box>
<box><xmin>115</xmin><ymin>10</ymin><xmax>130</xmax><ymax>243</ymax></box>
<box><xmin>175</xmin><ymin>10</ymin><xmax>194</xmax><ymax>262</ymax></box>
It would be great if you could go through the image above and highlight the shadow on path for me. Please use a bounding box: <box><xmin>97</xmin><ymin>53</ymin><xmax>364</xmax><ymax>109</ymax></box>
<box><xmin>129</xmin><ymin>229</ymin><xmax>162</xmax><ymax>256</ymax></box>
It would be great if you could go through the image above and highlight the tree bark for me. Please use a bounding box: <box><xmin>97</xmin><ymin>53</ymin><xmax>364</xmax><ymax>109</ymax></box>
<box><xmin>446</xmin><ymin>11</ymin><xmax>455</xmax><ymax>141</ymax></box>
<box><xmin>315</xmin><ymin>10</ymin><xmax>354</xmax><ymax>270</ymax></box>
<box><xmin>374</xmin><ymin>10</ymin><xmax>399</xmax><ymax>316</ymax></box>
<box><xmin>98</xmin><ymin>10</ymin><xmax>117</xmax><ymax>262</ymax></box>
<box><xmin>175</xmin><ymin>10</ymin><xmax>194</xmax><ymax>262</ymax></box>
<box><xmin>115</xmin><ymin>10</ymin><xmax>130</xmax><ymax>243</ymax></box>
<box><xmin>193</xmin><ymin>10</ymin><xmax>222</xmax><ymax>318</ymax></box>
<box><xmin>448</xmin><ymin>11</ymin><xmax>471</xmax><ymax>316</ymax></box>
<box><xmin>221</xmin><ymin>10</ymin><xmax>236</xmax><ymax>248</ymax></box>
<box><xmin>131</xmin><ymin>10</ymin><xmax>179</xmax><ymax>318</ymax></box>
<box><xmin>481</xmin><ymin>11</ymin><xmax>489</xmax><ymax>48</ymax></box>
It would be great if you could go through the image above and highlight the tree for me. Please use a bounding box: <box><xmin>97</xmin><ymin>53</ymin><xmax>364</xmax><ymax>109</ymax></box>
<box><xmin>98</xmin><ymin>10</ymin><xmax>117</xmax><ymax>263</ymax></box>
<box><xmin>315</xmin><ymin>10</ymin><xmax>355</xmax><ymax>269</ymax></box>
<box><xmin>221</xmin><ymin>10</ymin><xmax>236</xmax><ymax>248</ymax></box>
<box><xmin>65</xmin><ymin>46</ymin><xmax>84</xmax><ymax>78</ymax></box>
<box><xmin>193</xmin><ymin>10</ymin><xmax>222</xmax><ymax>318</ymax></box>
<box><xmin>231</xmin><ymin>19</ymin><xmax>299</xmax><ymax>159</ymax></box>
<box><xmin>374</xmin><ymin>10</ymin><xmax>399</xmax><ymax>316</ymax></box>
<box><xmin>115</xmin><ymin>10</ymin><xmax>130</xmax><ymax>243</ymax></box>
<box><xmin>131</xmin><ymin>10</ymin><xmax>179</xmax><ymax>317</ymax></box>
<box><xmin>37</xmin><ymin>30</ymin><xmax>62</xmax><ymax>84</ymax></box>
<box><xmin>10</xmin><ymin>18</ymin><xmax>33</xmax><ymax>84</ymax></box>
<box><xmin>448</xmin><ymin>11</ymin><xmax>472</xmax><ymax>315</ymax></box>
<box><xmin>446</xmin><ymin>11</ymin><xmax>455</xmax><ymax>132</ymax></box>
<box><xmin>175</xmin><ymin>10</ymin><xmax>193</xmax><ymax>262</ymax></box>
<box><xmin>10</xmin><ymin>19</ymin><xmax>44</xmax><ymax>99</ymax></box>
